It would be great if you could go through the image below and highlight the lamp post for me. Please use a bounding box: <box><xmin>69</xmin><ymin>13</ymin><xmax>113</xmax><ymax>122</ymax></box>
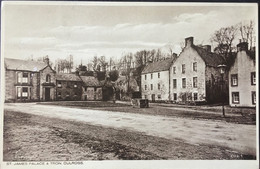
<box><xmin>217</xmin><ymin>64</ymin><xmax>227</xmax><ymax>117</ymax></box>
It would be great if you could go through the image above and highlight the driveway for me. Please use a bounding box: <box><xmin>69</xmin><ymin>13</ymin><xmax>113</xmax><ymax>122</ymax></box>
<box><xmin>4</xmin><ymin>103</ymin><xmax>256</xmax><ymax>155</ymax></box>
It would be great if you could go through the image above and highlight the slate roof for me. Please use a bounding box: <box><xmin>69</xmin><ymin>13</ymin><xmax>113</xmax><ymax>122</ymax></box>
<box><xmin>56</xmin><ymin>73</ymin><xmax>82</xmax><ymax>82</ymax></box>
<box><xmin>4</xmin><ymin>58</ymin><xmax>47</xmax><ymax>72</ymax></box>
<box><xmin>193</xmin><ymin>46</ymin><xmax>224</xmax><ymax>67</ymax></box>
<box><xmin>81</xmin><ymin>76</ymin><xmax>101</xmax><ymax>87</ymax></box>
<box><xmin>142</xmin><ymin>58</ymin><xmax>174</xmax><ymax>74</ymax></box>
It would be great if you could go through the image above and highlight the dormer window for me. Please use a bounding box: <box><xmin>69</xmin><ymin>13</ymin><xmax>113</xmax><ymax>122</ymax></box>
<box><xmin>46</xmin><ymin>74</ymin><xmax>51</xmax><ymax>83</ymax></box>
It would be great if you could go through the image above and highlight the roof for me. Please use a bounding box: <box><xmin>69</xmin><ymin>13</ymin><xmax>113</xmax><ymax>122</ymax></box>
<box><xmin>81</xmin><ymin>76</ymin><xmax>101</xmax><ymax>87</ymax></box>
<box><xmin>56</xmin><ymin>73</ymin><xmax>82</xmax><ymax>81</ymax></box>
<box><xmin>4</xmin><ymin>58</ymin><xmax>47</xmax><ymax>72</ymax></box>
<box><xmin>193</xmin><ymin>46</ymin><xmax>224</xmax><ymax>67</ymax></box>
<box><xmin>142</xmin><ymin>58</ymin><xmax>174</xmax><ymax>74</ymax></box>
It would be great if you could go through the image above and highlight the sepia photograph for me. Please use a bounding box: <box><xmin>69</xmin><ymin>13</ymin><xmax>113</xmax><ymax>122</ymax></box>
<box><xmin>0</xmin><ymin>1</ymin><xmax>258</xmax><ymax>169</ymax></box>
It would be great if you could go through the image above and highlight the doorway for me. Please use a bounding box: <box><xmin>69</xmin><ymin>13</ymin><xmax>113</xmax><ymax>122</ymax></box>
<box><xmin>45</xmin><ymin>88</ymin><xmax>50</xmax><ymax>101</ymax></box>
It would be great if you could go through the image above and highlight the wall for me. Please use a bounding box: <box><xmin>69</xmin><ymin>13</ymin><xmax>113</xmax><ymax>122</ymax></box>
<box><xmin>229</xmin><ymin>51</ymin><xmax>256</xmax><ymax>107</ymax></box>
<box><xmin>170</xmin><ymin>47</ymin><xmax>206</xmax><ymax>102</ymax></box>
<box><xmin>82</xmin><ymin>87</ymin><xmax>102</xmax><ymax>100</ymax></box>
<box><xmin>40</xmin><ymin>66</ymin><xmax>56</xmax><ymax>101</ymax></box>
<box><xmin>141</xmin><ymin>70</ymin><xmax>170</xmax><ymax>101</ymax></box>
<box><xmin>5</xmin><ymin>69</ymin><xmax>40</xmax><ymax>102</ymax></box>
<box><xmin>56</xmin><ymin>80</ymin><xmax>82</xmax><ymax>101</ymax></box>
<box><xmin>5</xmin><ymin>70</ymin><xmax>16</xmax><ymax>101</ymax></box>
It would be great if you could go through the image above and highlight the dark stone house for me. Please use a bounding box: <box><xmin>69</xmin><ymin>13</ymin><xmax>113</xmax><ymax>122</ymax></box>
<box><xmin>56</xmin><ymin>73</ymin><xmax>83</xmax><ymax>101</ymax></box>
<box><xmin>4</xmin><ymin>58</ymin><xmax>56</xmax><ymax>102</ymax></box>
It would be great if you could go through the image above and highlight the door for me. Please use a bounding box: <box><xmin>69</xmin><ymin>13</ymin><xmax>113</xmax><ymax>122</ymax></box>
<box><xmin>45</xmin><ymin>88</ymin><xmax>50</xmax><ymax>101</ymax></box>
<box><xmin>152</xmin><ymin>94</ymin><xmax>155</xmax><ymax>102</ymax></box>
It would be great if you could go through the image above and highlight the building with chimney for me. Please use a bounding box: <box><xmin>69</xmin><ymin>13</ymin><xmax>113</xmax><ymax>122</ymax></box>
<box><xmin>4</xmin><ymin>58</ymin><xmax>56</xmax><ymax>102</ymax></box>
<box><xmin>141</xmin><ymin>58</ymin><xmax>175</xmax><ymax>101</ymax></box>
<box><xmin>169</xmin><ymin>37</ymin><xmax>226</xmax><ymax>104</ymax></box>
<box><xmin>228</xmin><ymin>42</ymin><xmax>256</xmax><ymax>107</ymax></box>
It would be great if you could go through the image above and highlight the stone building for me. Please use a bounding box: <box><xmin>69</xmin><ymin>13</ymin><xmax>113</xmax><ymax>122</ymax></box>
<box><xmin>4</xmin><ymin>58</ymin><xmax>56</xmax><ymax>102</ymax></box>
<box><xmin>170</xmin><ymin>37</ymin><xmax>225</xmax><ymax>104</ymax></box>
<box><xmin>141</xmin><ymin>58</ymin><xmax>174</xmax><ymax>101</ymax></box>
<box><xmin>81</xmin><ymin>76</ymin><xmax>103</xmax><ymax>101</ymax></box>
<box><xmin>228</xmin><ymin>42</ymin><xmax>256</xmax><ymax>107</ymax></box>
<box><xmin>56</xmin><ymin>73</ymin><xmax>83</xmax><ymax>101</ymax></box>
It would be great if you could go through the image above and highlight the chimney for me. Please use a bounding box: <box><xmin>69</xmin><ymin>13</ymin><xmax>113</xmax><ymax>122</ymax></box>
<box><xmin>185</xmin><ymin>37</ymin><xmax>194</xmax><ymax>47</ymax></box>
<box><xmin>44</xmin><ymin>57</ymin><xmax>50</xmax><ymax>65</ymax></box>
<box><xmin>93</xmin><ymin>71</ymin><xmax>98</xmax><ymax>78</ymax></box>
<box><xmin>237</xmin><ymin>42</ymin><xmax>248</xmax><ymax>52</ymax></box>
<box><xmin>202</xmin><ymin>45</ymin><xmax>211</xmax><ymax>52</ymax></box>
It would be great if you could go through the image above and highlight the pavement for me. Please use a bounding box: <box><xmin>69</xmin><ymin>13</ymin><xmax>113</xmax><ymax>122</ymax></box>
<box><xmin>4</xmin><ymin>102</ymin><xmax>256</xmax><ymax>156</ymax></box>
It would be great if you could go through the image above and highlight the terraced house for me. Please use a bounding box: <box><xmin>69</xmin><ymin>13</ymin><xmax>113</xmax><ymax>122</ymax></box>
<box><xmin>169</xmin><ymin>37</ymin><xmax>226</xmax><ymax>104</ymax></box>
<box><xmin>4</xmin><ymin>58</ymin><xmax>56</xmax><ymax>102</ymax></box>
<box><xmin>229</xmin><ymin>42</ymin><xmax>256</xmax><ymax>107</ymax></box>
<box><xmin>141</xmin><ymin>58</ymin><xmax>174</xmax><ymax>101</ymax></box>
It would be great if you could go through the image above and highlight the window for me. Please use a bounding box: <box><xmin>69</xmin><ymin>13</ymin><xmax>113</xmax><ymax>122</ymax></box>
<box><xmin>17</xmin><ymin>87</ymin><xmax>21</xmax><ymax>98</ymax></box>
<box><xmin>193</xmin><ymin>77</ymin><xmax>198</xmax><ymax>88</ymax></box>
<box><xmin>46</xmin><ymin>74</ymin><xmax>51</xmax><ymax>83</ymax></box>
<box><xmin>145</xmin><ymin>75</ymin><xmax>147</xmax><ymax>80</ymax></box>
<box><xmin>22</xmin><ymin>87</ymin><xmax>28</xmax><ymax>98</ymax></box>
<box><xmin>22</xmin><ymin>73</ymin><xmax>28</xmax><ymax>83</ymax></box>
<box><xmin>151</xmin><ymin>84</ymin><xmax>153</xmax><ymax>90</ymax></box>
<box><xmin>193</xmin><ymin>93</ymin><xmax>198</xmax><ymax>101</ymax></box>
<box><xmin>144</xmin><ymin>95</ymin><xmax>147</xmax><ymax>99</ymax></box>
<box><xmin>145</xmin><ymin>85</ymin><xmax>147</xmax><ymax>90</ymax></box>
<box><xmin>251</xmin><ymin>72</ymin><xmax>256</xmax><ymax>85</ymax></box>
<box><xmin>231</xmin><ymin>74</ymin><xmax>238</xmax><ymax>86</ymax></box>
<box><xmin>182</xmin><ymin>78</ymin><xmax>186</xmax><ymax>88</ymax></box>
<box><xmin>173</xmin><ymin>93</ymin><xmax>177</xmax><ymax>101</ymax></box>
<box><xmin>173</xmin><ymin>67</ymin><xmax>176</xmax><ymax>74</ymax></box>
<box><xmin>193</xmin><ymin>62</ymin><xmax>197</xmax><ymax>72</ymax></box>
<box><xmin>17</xmin><ymin>72</ymin><xmax>22</xmax><ymax>83</ymax></box>
<box><xmin>85</xmin><ymin>87</ymin><xmax>87</xmax><ymax>91</ymax></box>
<box><xmin>57</xmin><ymin>81</ymin><xmax>62</xmax><ymax>88</ymax></box>
<box><xmin>151</xmin><ymin>74</ymin><xmax>153</xmax><ymax>79</ymax></box>
<box><xmin>173</xmin><ymin>79</ymin><xmax>177</xmax><ymax>88</ymax></box>
<box><xmin>158</xmin><ymin>95</ymin><xmax>161</xmax><ymax>99</ymax></box>
<box><xmin>158</xmin><ymin>73</ymin><xmax>160</xmax><ymax>78</ymax></box>
<box><xmin>58</xmin><ymin>92</ymin><xmax>61</xmax><ymax>98</ymax></box>
<box><xmin>74</xmin><ymin>83</ymin><xmax>78</xmax><ymax>88</ymax></box>
<box><xmin>232</xmin><ymin>92</ymin><xmax>239</xmax><ymax>104</ymax></box>
<box><xmin>182</xmin><ymin>64</ymin><xmax>185</xmax><ymax>74</ymax></box>
<box><xmin>158</xmin><ymin>84</ymin><xmax>160</xmax><ymax>90</ymax></box>
<box><xmin>252</xmin><ymin>91</ymin><xmax>256</xmax><ymax>105</ymax></box>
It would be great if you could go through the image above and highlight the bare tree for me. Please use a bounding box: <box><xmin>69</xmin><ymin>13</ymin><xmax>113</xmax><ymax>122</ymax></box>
<box><xmin>238</xmin><ymin>20</ymin><xmax>255</xmax><ymax>49</ymax></box>
<box><xmin>210</xmin><ymin>25</ymin><xmax>238</xmax><ymax>61</ymax></box>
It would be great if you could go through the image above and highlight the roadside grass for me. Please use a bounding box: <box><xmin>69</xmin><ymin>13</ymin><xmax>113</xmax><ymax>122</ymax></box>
<box><xmin>37</xmin><ymin>101</ymin><xmax>256</xmax><ymax>125</ymax></box>
<box><xmin>4</xmin><ymin>110</ymin><xmax>255</xmax><ymax>161</ymax></box>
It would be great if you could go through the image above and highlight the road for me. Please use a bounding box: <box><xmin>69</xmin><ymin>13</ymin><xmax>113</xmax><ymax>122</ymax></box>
<box><xmin>4</xmin><ymin>103</ymin><xmax>256</xmax><ymax>156</ymax></box>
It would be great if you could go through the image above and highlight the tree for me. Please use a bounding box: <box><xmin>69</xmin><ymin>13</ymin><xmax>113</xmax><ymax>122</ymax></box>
<box><xmin>210</xmin><ymin>25</ymin><xmax>238</xmax><ymax>61</ymax></box>
<box><xmin>108</xmin><ymin>70</ymin><xmax>119</xmax><ymax>82</ymax></box>
<box><xmin>238</xmin><ymin>20</ymin><xmax>255</xmax><ymax>49</ymax></box>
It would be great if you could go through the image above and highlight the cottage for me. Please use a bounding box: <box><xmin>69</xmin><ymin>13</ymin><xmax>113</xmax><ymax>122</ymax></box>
<box><xmin>228</xmin><ymin>42</ymin><xmax>256</xmax><ymax>107</ymax></box>
<box><xmin>141</xmin><ymin>58</ymin><xmax>174</xmax><ymax>101</ymax></box>
<box><xmin>170</xmin><ymin>37</ymin><xmax>225</xmax><ymax>104</ymax></box>
<box><xmin>81</xmin><ymin>76</ymin><xmax>103</xmax><ymax>101</ymax></box>
<box><xmin>56</xmin><ymin>73</ymin><xmax>83</xmax><ymax>101</ymax></box>
<box><xmin>4</xmin><ymin>58</ymin><xmax>56</xmax><ymax>102</ymax></box>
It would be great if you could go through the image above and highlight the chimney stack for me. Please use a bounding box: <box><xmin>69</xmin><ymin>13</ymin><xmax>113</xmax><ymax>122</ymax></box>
<box><xmin>202</xmin><ymin>45</ymin><xmax>211</xmax><ymax>52</ymax></box>
<box><xmin>185</xmin><ymin>37</ymin><xmax>194</xmax><ymax>47</ymax></box>
<box><xmin>237</xmin><ymin>42</ymin><xmax>248</xmax><ymax>52</ymax></box>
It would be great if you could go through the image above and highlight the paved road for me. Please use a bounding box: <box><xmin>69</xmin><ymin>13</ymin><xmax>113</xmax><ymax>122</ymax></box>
<box><xmin>4</xmin><ymin>103</ymin><xmax>256</xmax><ymax>155</ymax></box>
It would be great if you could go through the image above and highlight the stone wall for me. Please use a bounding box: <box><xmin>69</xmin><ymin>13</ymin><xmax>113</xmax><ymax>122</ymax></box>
<box><xmin>40</xmin><ymin>66</ymin><xmax>56</xmax><ymax>101</ymax></box>
<box><xmin>141</xmin><ymin>70</ymin><xmax>170</xmax><ymax>101</ymax></box>
<box><xmin>170</xmin><ymin>47</ymin><xmax>206</xmax><ymax>102</ymax></box>
<box><xmin>82</xmin><ymin>87</ymin><xmax>102</xmax><ymax>100</ymax></box>
<box><xmin>56</xmin><ymin>80</ymin><xmax>82</xmax><ymax>101</ymax></box>
<box><xmin>229</xmin><ymin>50</ymin><xmax>256</xmax><ymax>107</ymax></box>
<box><xmin>5</xmin><ymin>70</ymin><xmax>16</xmax><ymax>102</ymax></box>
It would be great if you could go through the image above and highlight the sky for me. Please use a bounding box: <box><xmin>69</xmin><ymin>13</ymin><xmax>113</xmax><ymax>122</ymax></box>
<box><xmin>2</xmin><ymin>2</ymin><xmax>258</xmax><ymax>67</ymax></box>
